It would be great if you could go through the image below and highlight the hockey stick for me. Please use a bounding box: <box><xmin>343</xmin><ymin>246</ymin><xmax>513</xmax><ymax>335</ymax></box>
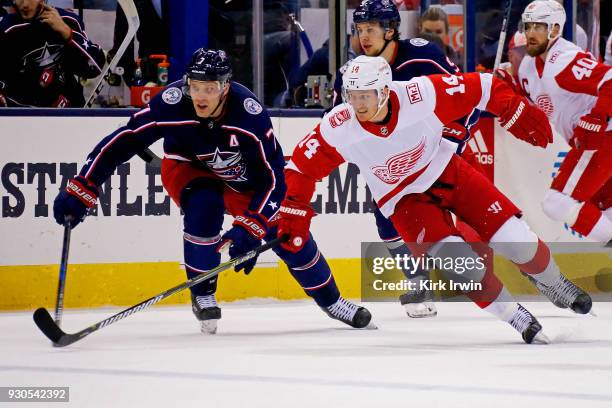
<box><xmin>33</xmin><ymin>235</ymin><xmax>289</xmax><ymax>347</ymax></box>
<box><xmin>52</xmin><ymin>219</ymin><xmax>72</xmax><ymax>334</ymax></box>
<box><xmin>289</xmin><ymin>13</ymin><xmax>314</xmax><ymax>58</ymax></box>
<box><xmin>84</xmin><ymin>0</ymin><xmax>140</xmax><ymax>107</ymax></box>
<box><xmin>493</xmin><ymin>0</ymin><xmax>513</xmax><ymax>71</ymax></box>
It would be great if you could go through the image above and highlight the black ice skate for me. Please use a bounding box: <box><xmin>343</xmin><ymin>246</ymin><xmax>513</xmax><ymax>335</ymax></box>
<box><xmin>523</xmin><ymin>272</ymin><xmax>567</xmax><ymax>309</ymax></box>
<box><xmin>509</xmin><ymin>304</ymin><xmax>549</xmax><ymax>344</ymax></box>
<box><xmin>323</xmin><ymin>297</ymin><xmax>375</xmax><ymax>329</ymax></box>
<box><xmin>191</xmin><ymin>294</ymin><xmax>221</xmax><ymax>334</ymax></box>
<box><xmin>531</xmin><ymin>274</ymin><xmax>592</xmax><ymax>314</ymax></box>
<box><xmin>399</xmin><ymin>289</ymin><xmax>437</xmax><ymax>318</ymax></box>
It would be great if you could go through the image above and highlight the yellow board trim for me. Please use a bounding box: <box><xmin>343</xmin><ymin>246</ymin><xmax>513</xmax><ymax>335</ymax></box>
<box><xmin>1</xmin><ymin>255</ymin><xmax>610</xmax><ymax>310</ymax></box>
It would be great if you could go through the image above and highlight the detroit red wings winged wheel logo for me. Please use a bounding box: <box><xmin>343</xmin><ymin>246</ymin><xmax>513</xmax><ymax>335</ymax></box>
<box><xmin>371</xmin><ymin>139</ymin><xmax>426</xmax><ymax>184</ymax></box>
<box><xmin>535</xmin><ymin>94</ymin><xmax>554</xmax><ymax>118</ymax></box>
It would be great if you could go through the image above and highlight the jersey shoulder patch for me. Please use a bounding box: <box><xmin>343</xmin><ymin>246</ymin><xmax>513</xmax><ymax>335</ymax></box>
<box><xmin>410</xmin><ymin>38</ymin><xmax>429</xmax><ymax>47</ymax></box>
<box><xmin>243</xmin><ymin>97</ymin><xmax>263</xmax><ymax>115</ymax></box>
<box><xmin>405</xmin><ymin>82</ymin><xmax>423</xmax><ymax>104</ymax></box>
<box><xmin>161</xmin><ymin>87</ymin><xmax>183</xmax><ymax>105</ymax></box>
<box><xmin>327</xmin><ymin>107</ymin><xmax>352</xmax><ymax>128</ymax></box>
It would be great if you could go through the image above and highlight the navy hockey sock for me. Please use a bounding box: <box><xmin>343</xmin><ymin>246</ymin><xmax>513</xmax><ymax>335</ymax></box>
<box><xmin>276</xmin><ymin>237</ymin><xmax>340</xmax><ymax>307</ymax></box>
<box><xmin>184</xmin><ymin>233</ymin><xmax>222</xmax><ymax>297</ymax></box>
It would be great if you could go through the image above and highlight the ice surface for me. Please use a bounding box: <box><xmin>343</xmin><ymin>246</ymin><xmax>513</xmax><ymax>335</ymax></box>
<box><xmin>2</xmin><ymin>300</ymin><xmax>612</xmax><ymax>408</ymax></box>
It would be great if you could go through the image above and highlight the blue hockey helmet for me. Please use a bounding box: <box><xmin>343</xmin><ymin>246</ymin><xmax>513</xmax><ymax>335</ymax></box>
<box><xmin>185</xmin><ymin>48</ymin><xmax>232</xmax><ymax>85</ymax></box>
<box><xmin>353</xmin><ymin>0</ymin><xmax>401</xmax><ymax>38</ymax></box>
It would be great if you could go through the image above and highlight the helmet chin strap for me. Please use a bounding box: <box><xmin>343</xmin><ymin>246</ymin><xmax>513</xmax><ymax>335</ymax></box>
<box><xmin>375</xmin><ymin>28</ymin><xmax>394</xmax><ymax>57</ymax></box>
<box><xmin>201</xmin><ymin>81</ymin><xmax>228</xmax><ymax>119</ymax></box>
<box><xmin>376</xmin><ymin>38</ymin><xmax>392</xmax><ymax>57</ymax></box>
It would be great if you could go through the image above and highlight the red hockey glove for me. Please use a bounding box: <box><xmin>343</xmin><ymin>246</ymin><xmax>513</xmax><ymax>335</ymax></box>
<box><xmin>499</xmin><ymin>96</ymin><xmax>553</xmax><ymax>148</ymax></box>
<box><xmin>572</xmin><ymin>112</ymin><xmax>609</xmax><ymax>150</ymax></box>
<box><xmin>278</xmin><ymin>199</ymin><xmax>316</xmax><ymax>253</ymax></box>
<box><xmin>494</xmin><ymin>68</ymin><xmax>524</xmax><ymax>96</ymax></box>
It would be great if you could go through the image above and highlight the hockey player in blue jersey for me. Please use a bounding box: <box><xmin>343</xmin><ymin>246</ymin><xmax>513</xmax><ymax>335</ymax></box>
<box><xmin>52</xmin><ymin>48</ymin><xmax>373</xmax><ymax>334</ymax></box>
<box><xmin>0</xmin><ymin>0</ymin><xmax>105</xmax><ymax>107</ymax></box>
<box><xmin>333</xmin><ymin>0</ymin><xmax>481</xmax><ymax>318</ymax></box>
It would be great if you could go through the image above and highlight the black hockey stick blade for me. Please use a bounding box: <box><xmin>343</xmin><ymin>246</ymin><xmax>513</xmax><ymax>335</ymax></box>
<box><xmin>34</xmin><ymin>307</ymin><xmax>67</xmax><ymax>344</ymax></box>
<box><xmin>33</xmin><ymin>235</ymin><xmax>288</xmax><ymax>347</ymax></box>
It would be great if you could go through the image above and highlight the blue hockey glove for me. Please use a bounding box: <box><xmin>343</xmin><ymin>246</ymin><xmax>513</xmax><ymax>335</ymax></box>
<box><xmin>218</xmin><ymin>213</ymin><xmax>267</xmax><ymax>274</ymax></box>
<box><xmin>53</xmin><ymin>176</ymin><xmax>98</xmax><ymax>229</ymax></box>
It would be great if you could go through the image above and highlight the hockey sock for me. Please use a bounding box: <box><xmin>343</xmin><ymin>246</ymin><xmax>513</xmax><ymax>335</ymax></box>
<box><xmin>276</xmin><ymin>237</ymin><xmax>341</xmax><ymax>308</ymax></box>
<box><xmin>385</xmin><ymin>239</ymin><xmax>429</xmax><ymax>281</ymax></box>
<box><xmin>572</xmin><ymin>204</ymin><xmax>612</xmax><ymax>242</ymax></box>
<box><xmin>514</xmin><ymin>239</ymin><xmax>560</xmax><ymax>287</ymax></box>
<box><xmin>490</xmin><ymin>217</ymin><xmax>560</xmax><ymax>286</ymax></box>
<box><xmin>184</xmin><ymin>233</ymin><xmax>222</xmax><ymax>297</ymax></box>
<box><xmin>290</xmin><ymin>250</ymin><xmax>340</xmax><ymax>308</ymax></box>
<box><xmin>482</xmin><ymin>287</ymin><xmax>519</xmax><ymax>322</ymax></box>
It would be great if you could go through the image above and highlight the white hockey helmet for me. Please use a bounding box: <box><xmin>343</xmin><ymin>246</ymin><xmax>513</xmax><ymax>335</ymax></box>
<box><xmin>520</xmin><ymin>0</ymin><xmax>566</xmax><ymax>40</ymax></box>
<box><xmin>342</xmin><ymin>55</ymin><xmax>392</xmax><ymax>110</ymax></box>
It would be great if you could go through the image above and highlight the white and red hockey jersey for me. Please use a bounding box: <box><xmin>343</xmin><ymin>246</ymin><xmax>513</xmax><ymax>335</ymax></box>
<box><xmin>518</xmin><ymin>38</ymin><xmax>612</xmax><ymax>143</ymax></box>
<box><xmin>286</xmin><ymin>73</ymin><xmax>516</xmax><ymax>217</ymax></box>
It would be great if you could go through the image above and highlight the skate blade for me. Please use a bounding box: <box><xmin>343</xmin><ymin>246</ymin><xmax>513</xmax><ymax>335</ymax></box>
<box><xmin>533</xmin><ymin>331</ymin><xmax>551</xmax><ymax>344</ymax></box>
<box><xmin>363</xmin><ymin>321</ymin><xmax>378</xmax><ymax>330</ymax></box>
<box><xmin>200</xmin><ymin>319</ymin><xmax>219</xmax><ymax>335</ymax></box>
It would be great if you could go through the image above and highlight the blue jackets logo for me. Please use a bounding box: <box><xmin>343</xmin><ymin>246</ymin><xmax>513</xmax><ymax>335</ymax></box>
<box><xmin>199</xmin><ymin>148</ymin><xmax>247</xmax><ymax>181</ymax></box>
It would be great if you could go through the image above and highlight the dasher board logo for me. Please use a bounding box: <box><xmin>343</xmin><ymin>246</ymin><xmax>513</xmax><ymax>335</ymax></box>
<box><xmin>467</xmin><ymin>129</ymin><xmax>493</xmax><ymax>165</ymax></box>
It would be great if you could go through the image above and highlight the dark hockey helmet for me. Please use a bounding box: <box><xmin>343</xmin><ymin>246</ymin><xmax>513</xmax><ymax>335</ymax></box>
<box><xmin>184</xmin><ymin>48</ymin><xmax>232</xmax><ymax>89</ymax></box>
<box><xmin>353</xmin><ymin>0</ymin><xmax>401</xmax><ymax>37</ymax></box>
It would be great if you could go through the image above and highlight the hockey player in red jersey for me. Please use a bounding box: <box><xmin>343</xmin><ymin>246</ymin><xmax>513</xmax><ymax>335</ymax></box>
<box><xmin>278</xmin><ymin>55</ymin><xmax>594</xmax><ymax>343</ymax></box>
<box><xmin>516</xmin><ymin>0</ymin><xmax>611</xmax><ymax>243</ymax></box>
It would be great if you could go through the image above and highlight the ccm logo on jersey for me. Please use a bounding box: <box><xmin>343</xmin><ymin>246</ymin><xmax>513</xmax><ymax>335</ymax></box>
<box><xmin>371</xmin><ymin>139</ymin><xmax>426</xmax><ymax>184</ymax></box>
<box><xmin>329</xmin><ymin>109</ymin><xmax>351</xmax><ymax>128</ymax></box>
<box><xmin>406</xmin><ymin>83</ymin><xmax>423</xmax><ymax>104</ymax></box>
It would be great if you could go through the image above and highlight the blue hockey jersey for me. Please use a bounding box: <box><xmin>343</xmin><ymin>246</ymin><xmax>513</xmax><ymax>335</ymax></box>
<box><xmin>0</xmin><ymin>8</ymin><xmax>105</xmax><ymax>107</ymax></box>
<box><xmin>80</xmin><ymin>81</ymin><xmax>286</xmax><ymax>221</ymax></box>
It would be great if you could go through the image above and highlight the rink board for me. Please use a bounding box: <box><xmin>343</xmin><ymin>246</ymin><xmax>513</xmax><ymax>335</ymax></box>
<box><xmin>0</xmin><ymin>112</ymin><xmax>608</xmax><ymax>310</ymax></box>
